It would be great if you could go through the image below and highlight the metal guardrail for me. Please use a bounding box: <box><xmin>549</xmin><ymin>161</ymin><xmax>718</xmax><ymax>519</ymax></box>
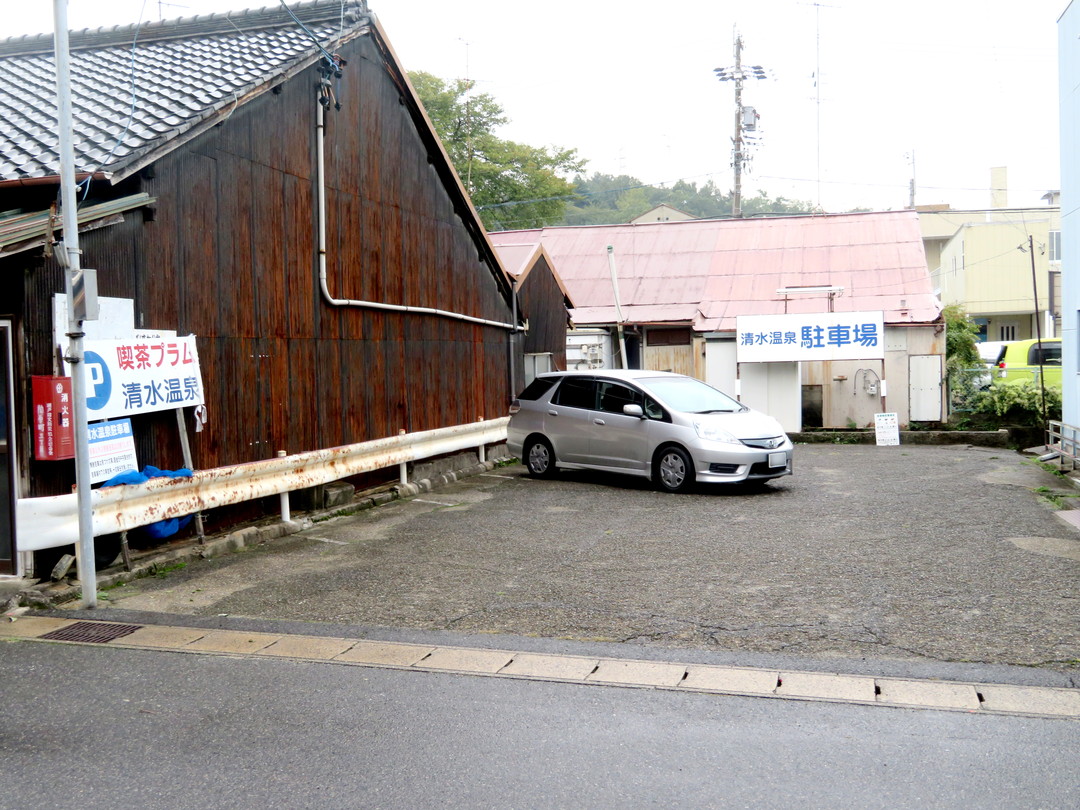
<box><xmin>1047</xmin><ymin>420</ymin><xmax>1080</xmax><ymax>471</ymax></box>
<box><xmin>17</xmin><ymin>417</ymin><xmax>510</xmax><ymax>552</ymax></box>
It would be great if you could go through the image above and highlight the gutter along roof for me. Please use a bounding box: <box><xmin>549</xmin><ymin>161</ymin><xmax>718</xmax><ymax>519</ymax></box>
<box><xmin>489</xmin><ymin>211</ymin><xmax>942</xmax><ymax>331</ymax></box>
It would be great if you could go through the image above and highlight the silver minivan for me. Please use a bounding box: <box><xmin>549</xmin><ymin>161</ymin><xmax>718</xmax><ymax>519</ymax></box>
<box><xmin>507</xmin><ymin>370</ymin><xmax>793</xmax><ymax>493</ymax></box>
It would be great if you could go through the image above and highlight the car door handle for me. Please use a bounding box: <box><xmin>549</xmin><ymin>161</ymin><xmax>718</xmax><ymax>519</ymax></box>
<box><xmin>593</xmin><ymin>418</ymin><xmax>605</xmax><ymax>425</ymax></box>
<box><xmin>547</xmin><ymin>409</ymin><xmax>558</xmax><ymax>416</ymax></box>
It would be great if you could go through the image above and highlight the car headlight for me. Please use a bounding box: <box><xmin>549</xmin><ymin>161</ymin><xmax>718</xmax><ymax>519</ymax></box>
<box><xmin>693</xmin><ymin>420</ymin><xmax>742</xmax><ymax>444</ymax></box>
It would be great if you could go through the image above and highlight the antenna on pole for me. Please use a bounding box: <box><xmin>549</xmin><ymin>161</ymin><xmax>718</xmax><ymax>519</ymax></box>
<box><xmin>458</xmin><ymin>38</ymin><xmax>474</xmax><ymax>195</ymax></box>
<box><xmin>906</xmin><ymin>150</ymin><xmax>917</xmax><ymax>208</ymax></box>
<box><xmin>714</xmin><ymin>31</ymin><xmax>767</xmax><ymax>218</ymax></box>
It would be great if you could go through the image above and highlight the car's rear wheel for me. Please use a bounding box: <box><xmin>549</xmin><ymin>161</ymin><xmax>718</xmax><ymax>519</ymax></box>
<box><xmin>655</xmin><ymin>446</ymin><xmax>694</xmax><ymax>493</ymax></box>
<box><xmin>524</xmin><ymin>436</ymin><xmax>557</xmax><ymax>478</ymax></box>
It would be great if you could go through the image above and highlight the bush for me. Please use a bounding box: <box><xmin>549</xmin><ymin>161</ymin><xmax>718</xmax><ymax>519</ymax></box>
<box><xmin>970</xmin><ymin>381</ymin><xmax>1062</xmax><ymax>426</ymax></box>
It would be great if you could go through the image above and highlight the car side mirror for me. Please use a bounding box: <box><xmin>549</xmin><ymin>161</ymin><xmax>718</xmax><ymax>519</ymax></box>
<box><xmin>623</xmin><ymin>403</ymin><xmax>645</xmax><ymax>418</ymax></box>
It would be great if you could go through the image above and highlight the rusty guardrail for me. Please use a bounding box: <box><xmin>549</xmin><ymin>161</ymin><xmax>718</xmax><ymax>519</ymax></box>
<box><xmin>17</xmin><ymin>417</ymin><xmax>509</xmax><ymax>552</ymax></box>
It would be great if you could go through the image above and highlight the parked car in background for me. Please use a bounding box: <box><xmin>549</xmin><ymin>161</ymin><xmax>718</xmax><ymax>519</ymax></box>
<box><xmin>977</xmin><ymin>341</ymin><xmax>1009</xmax><ymax>367</ymax></box>
<box><xmin>507</xmin><ymin>370</ymin><xmax>793</xmax><ymax>493</ymax></box>
<box><xmin>994</xmin><ymin>338</ymin><xmax>1062</xmax><ymax>386</ymax></box>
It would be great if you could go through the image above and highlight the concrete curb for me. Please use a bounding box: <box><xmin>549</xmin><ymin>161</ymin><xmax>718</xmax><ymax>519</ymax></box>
<box><xmin>4</xmin><ymin>616</ymin><xmax>1077</xmax><ymax>719</ymax></box>
<box><xmin>790</xmin><ymin>429</ymin><xmax>1012</xmax><ymax>447</ymax></box>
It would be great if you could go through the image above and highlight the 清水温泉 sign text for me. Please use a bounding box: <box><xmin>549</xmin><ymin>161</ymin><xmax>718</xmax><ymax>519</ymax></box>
<box><xmin>82</xmin><ymin>336</ymin><xmax>204</xmax><ymax>421</ymax></box>
<box><xmin>735</xmin><ymin>311</ymin><xmax>885</xmax><ymax>363</ymax></box>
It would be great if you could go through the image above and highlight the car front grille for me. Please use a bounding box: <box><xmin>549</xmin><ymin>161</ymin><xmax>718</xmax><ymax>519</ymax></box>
<box><xmin>740</xmin><ymin>437</ymin><xmax>785</xmax><ymax>450</ymax></box>
<box><xmin>749</xmin><ymin>460</ymin><xmax>789</xmax><ymax>475</ymax></box>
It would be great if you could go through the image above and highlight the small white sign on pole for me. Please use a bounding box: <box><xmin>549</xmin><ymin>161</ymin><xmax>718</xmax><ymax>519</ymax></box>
<box><xmin>875</xmin><ymin>412</ymin><xmax>900</xmax><ymax>446</ymax></box>
<box><xmin>87</xmin><ymin>418</ymin><xmax>138</xmax><ymax>484</ymax></box>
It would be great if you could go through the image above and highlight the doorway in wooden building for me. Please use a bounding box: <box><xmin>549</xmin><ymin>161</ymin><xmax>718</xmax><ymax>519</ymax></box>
<box><xmin>0</xmin><ymin>322</ymin><xmax>16</xmax><ymax>574</ymax></box>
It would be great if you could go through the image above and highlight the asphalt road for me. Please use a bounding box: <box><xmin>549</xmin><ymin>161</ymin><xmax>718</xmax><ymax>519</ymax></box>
<box><xmin>2</xmin><ymin>640</ymin><xmax>1077</xmax><ymax>810</ymax></box>
<box><xmin>95</xmin><ymin>444</ymin><xmax>1080</xmax><ymax>683</ymax></box>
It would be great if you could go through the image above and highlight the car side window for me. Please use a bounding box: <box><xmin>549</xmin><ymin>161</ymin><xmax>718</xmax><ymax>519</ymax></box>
<box><xmin>596</xmin><ymin>382</ymin><xmax>641</xmax><ymax>414</ymax></box>
<box><xmin>643</xmin><ymin>395</ymin><xmax>667</xmax><ymax>421</ymax></box>
<box><xmin>553</xmin><ymin>377</ymin><xmax>597</xmax><ymax>410</ymax></box>
<box><xmin>517</xmin><ymin>377</ymin><xmax>558</xmax><ymax>400</ymax></box>
<box><xmin>1031</xmin><ymin>343</ymin><xmax>1061</xmax><ymax>366</ymax></box>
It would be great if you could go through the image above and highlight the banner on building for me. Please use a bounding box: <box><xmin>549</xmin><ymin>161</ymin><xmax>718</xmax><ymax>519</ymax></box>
<box><xmin>735</xmin><ymin>311</ymin><xmax>885</xmax><ymax>363</ymax></box>
<box><xmin>82</xmin><ymin>336</ymin><xmax>205</xmax><ymax>421</ymax></box>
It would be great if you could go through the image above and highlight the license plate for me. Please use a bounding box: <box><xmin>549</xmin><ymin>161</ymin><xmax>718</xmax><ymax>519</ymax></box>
<box><xmin>768</xmin><ymin>452</ymin><xmax>786</xmax><ymax>468</ymax></box>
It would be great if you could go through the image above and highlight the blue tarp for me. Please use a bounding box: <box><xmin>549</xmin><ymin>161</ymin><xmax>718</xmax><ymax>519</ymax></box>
<box><xmin>101</xmin><ymin>466</ymin><xmax>194</xmax><ymax>538</ymax></box>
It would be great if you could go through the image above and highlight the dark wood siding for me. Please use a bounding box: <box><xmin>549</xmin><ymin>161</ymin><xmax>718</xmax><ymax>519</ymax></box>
<box><xmin>518</xmin><ymin>256</ymin><xmax>569</xmax><ymax>381</ymax></box>
<box><xmin>3</xmin><ymin>30</ymin><xmax>517</xmax><ymax>518</ymax></box>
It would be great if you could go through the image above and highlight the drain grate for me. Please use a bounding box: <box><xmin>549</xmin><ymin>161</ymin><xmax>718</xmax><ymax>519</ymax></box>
<box><xmin>40</xmin><ymin>621</ymin><xmax>143</xmax><ymax>644</ymax></box>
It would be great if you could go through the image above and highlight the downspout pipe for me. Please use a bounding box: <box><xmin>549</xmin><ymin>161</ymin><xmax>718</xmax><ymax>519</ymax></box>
<box><xmin>315</xmin><ymin>97</ymin><xmax>519</xmax><ymax>333</ymax></box>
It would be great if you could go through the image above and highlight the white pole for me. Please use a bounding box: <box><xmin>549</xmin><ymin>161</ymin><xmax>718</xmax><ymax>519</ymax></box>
<box><xmin>53</xmin><ymin>0</ymin><xmax>97</xmax><ymax>607</ymax></box>
<box><xmin>277</xmin><ymin>450</ymin><xmax>290</xmax><ymax>523</ymax></box>
<box><xmin>606</xmin><ymin>246</ymin><xmax>628</xmax><ymax>369</ymax></box>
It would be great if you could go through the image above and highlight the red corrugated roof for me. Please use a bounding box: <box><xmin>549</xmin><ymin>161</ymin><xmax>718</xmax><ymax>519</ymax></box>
<box><xmin>490</xmin><ymin>212</ymin><xmax>940</xmax><ymax>330</ymax></box>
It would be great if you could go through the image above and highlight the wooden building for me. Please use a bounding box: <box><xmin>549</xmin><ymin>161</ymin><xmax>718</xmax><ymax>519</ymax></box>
<box><xmin>493</xmin><ymin>243</ymin><xmax>573</xmax><ymax>384</ymax></box>
<box><xmin>0</xmin><ymin>1</ymin><xmax>555</xmax><ymax>575</ymax></box>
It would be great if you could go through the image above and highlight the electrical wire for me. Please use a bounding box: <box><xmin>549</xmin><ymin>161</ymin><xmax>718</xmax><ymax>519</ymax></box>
<box><xmin>278</xmin><ymin>0</ymin><xmax>339</xmax><ymax>65</ymax></box>
<box><xmin>74</xmin><ymin>0</ymin><xmax>149</xmax><ymax>202</ymax></box>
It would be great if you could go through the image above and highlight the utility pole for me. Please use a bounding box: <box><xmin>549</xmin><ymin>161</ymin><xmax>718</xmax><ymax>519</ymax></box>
<box><xmin>1026</xmin><ymin>235</ymin><xmax>1049</xmax><ymax>428</ymax></box>
<box><xmin>731</xmin><ymin>35</ymin><xmax>745</xmax><ymax>218</ymax></box>
<box><xmin>715</xmin><ymin>34</ymin><xmax>766</xmax><ymax>219</ymax></box>
<box><xmin>907</xmin><ymin>150</ymin><xmax>916</xmax><ymax>208</ymax></box>
<box><xmin>53</xmin><ymin>0</ymin><xmax>98</xmax><ymax>608</ymax></box>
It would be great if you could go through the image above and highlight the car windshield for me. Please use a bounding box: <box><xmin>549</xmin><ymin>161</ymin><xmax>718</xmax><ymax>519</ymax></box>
<box><xmin>639</xmin><ymin>376</ymin><xmax>745</xmax><ymax>414</ymax></box>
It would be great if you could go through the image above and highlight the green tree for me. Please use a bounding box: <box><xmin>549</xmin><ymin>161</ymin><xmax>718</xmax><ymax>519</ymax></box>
<box><xmin>941</xmin><ymin>303</ymin><xmax>982</xmax><ymax>374</ymax></box>
<box><xmin>409</xmin><ymin>71</ymin><xmax>584</xmax><ymax>230</ymax></box>
<box><xmin>561</xmin><ymin>172</ymin><xmax>812</xmax><ymax>225</ymax></box>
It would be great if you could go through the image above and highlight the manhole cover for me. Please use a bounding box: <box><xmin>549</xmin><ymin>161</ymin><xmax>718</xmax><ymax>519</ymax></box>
<box><xmin>40</xmin><ymin>621</ymin><xmax>143</xmax><ymax>643</ymax></box>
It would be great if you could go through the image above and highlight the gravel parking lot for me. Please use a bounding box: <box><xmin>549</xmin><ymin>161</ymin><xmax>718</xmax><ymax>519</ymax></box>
<box><xmin>102</xmin><ymin>444</ymin><xmax>1080</xmax><ymax>675</ymax></box>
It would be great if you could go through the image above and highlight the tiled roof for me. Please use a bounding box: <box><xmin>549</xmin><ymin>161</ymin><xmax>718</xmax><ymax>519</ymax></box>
<box><xmin>0</xmin><ymin>1</ymin><xmax>369</xmax><ymax>183</ymax></box>
<box><xmin>489</xmin><ymin>212</ymin><xmax>942</xmax><ymax>331</ymax></box>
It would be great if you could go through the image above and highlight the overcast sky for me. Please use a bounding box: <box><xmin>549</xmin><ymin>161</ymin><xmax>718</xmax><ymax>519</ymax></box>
<box><xmin>4</xmin><ymin>1</ymin><xmax>1067</xmax><ymax>214</ymax></box>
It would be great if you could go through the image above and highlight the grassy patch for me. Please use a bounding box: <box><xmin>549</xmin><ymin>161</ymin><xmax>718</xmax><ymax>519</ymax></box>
<box><xmin>152</xmin><ymin>562</ymin><xmax>188</xmax><ymax>579</ymax></box>
<box><xmin>1032</xmin><ymin>486</ymin><xmax>1080</xmax><ymax>510</ymax></box>
<box><xmin>1026</xmin><ymin>459</ymin><xmax>1067</xmax><ymax>478</ymax></box>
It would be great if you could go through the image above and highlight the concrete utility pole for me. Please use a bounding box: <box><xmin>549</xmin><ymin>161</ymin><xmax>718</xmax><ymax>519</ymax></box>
<box><xmin>731</xmin><ymin>36</ymin><xmax>745</xmax><ymax>218</ymax></box>
<box><xmin>53</xmin><ymin>0</ymin><xmax>98</xmax><ymax>608</ymax></box>
<box><xmin>714</xmin><ymin>34</ymin><xmax>766</xmax><ymax>219</ymax></box>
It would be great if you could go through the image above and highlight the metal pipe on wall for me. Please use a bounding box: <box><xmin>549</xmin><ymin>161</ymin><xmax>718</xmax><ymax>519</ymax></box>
<box><xmin>313</xmin><ymin>95</ymin><xmax>518</xmax><ymax>332</ymax></box>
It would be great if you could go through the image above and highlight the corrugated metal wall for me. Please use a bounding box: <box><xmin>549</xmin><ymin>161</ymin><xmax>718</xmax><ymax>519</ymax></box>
<box><xmin>5</xmin><ymin>30</ymin><xmax>517</xmax><ymax>506</ymax></box>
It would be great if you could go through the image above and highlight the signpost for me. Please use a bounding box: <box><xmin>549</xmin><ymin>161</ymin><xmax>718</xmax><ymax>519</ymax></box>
<box><xmin>875</xmin><ymin>412</ymin><xmax>901</xmax><ymax>446</ymax></box>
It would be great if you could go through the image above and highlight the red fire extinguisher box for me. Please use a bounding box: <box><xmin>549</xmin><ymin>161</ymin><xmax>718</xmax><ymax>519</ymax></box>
<box><xmin>33</xmin><ymin>375</ymin><xmax>75</xmax><ymax>461</ymax></box>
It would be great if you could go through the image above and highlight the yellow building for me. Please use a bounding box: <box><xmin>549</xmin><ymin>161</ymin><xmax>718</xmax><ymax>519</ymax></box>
<box><xmin>918</xmin><ymin>185</ymin><xmax>1060</xmax><ymax>342</ymax></box>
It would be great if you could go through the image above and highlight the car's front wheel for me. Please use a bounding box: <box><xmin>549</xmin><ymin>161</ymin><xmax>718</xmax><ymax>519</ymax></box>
<box><xmin>524</xmin><ymin>436</ymin><xmax>558</xmax><ymax>478</ymax></box>
<box><xmin>655</xmin><ymin>446</ymin><xmax>694</xmax><ymax>493</ymax></box>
